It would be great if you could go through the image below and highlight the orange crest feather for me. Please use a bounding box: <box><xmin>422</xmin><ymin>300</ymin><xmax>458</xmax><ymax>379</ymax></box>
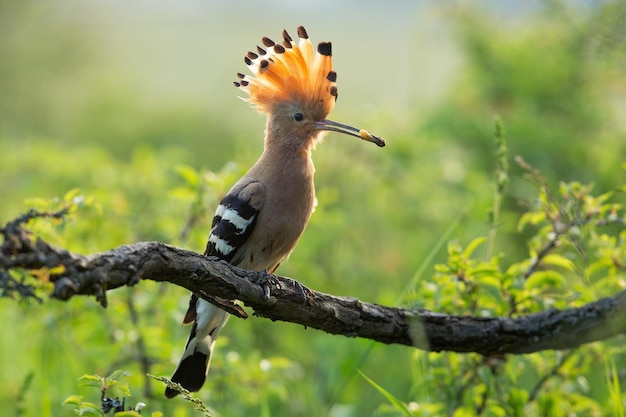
<box><xmin>234</xmin><ymin>26</ymin><xmax>338</xmax><ymax>117</ymax></box>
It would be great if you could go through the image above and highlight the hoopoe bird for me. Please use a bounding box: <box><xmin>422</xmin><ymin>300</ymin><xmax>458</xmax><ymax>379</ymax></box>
<box><xmin>165</xmin><ymin>26</ymin><xmax>385</xmax><ymax>398</ymax></box>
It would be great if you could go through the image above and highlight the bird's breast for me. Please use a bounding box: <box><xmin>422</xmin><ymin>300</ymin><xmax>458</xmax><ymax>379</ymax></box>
<box><xmin>234</xmin><ymin>151</ymin><xmax>316</xmax><ymax>271</ymax></box>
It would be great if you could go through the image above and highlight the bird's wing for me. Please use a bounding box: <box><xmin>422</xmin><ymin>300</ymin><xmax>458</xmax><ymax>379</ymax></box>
<box><xmin>204</xmin><ymin>180</ymin><xmax>266</xmax><ymax>262</ymax></box>
<box><xmin>182</xmin><ymin>180</ymin><xmax>266</xmax><ymax>325</ymax></box>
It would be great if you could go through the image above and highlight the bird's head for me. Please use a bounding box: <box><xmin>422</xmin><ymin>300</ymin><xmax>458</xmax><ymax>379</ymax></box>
<box><xmin>235</xmin><ymin>26</ymin><xmax>385</xmax><ymax>150</ymax></box>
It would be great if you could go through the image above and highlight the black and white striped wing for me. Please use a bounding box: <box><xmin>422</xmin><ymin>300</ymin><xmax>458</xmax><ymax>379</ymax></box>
<box><xmin>180</xmin><ymin>180</ymin><xmax>266</xmax><ymax>326</ymax></box>
<box><xmin>204</xmin><ymin>181</ymin><xmax>266</xmax><ymax>263</ymax></box>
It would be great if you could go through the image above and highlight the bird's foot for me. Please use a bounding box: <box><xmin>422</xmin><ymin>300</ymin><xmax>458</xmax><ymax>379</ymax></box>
<box><xmin>281</xmin><ymin>277</ymin><xmax>313</xmax><ymax>304</ymax></box>
<box><xmin>254</xmin><ymin>272</ymin><xmax>281</xmax><ymax>300</ymax></box>
<box><xmin>254</xmin><ymin>272</ymin><xmax>312</xmax><ymax>303</ymax></box>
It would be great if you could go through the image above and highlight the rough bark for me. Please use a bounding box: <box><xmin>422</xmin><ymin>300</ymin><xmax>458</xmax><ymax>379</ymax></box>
<box><xmin>2</xmin><ymin>213</ymin><xmax>625</xmax><ymax>356</ymax></box>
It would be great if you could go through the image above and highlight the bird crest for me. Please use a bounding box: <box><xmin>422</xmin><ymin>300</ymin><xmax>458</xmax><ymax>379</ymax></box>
<box><xmin>234</xmin><ymin>26</ymin><xmax>337</xmax><ymax>118</ymax></box>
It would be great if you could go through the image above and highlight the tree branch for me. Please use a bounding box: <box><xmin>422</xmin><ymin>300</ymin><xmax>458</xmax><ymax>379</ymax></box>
<box><xmin>2</xmin><ymin>212</ymin><xmax>626</xmax><ymax>356</ymax></box>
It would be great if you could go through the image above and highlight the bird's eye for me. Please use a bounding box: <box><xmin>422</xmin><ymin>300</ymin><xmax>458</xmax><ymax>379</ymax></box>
<box><xmin>293</xmin><ymin>112</ymin><xmax>304</xmax><ymax>122</ymax></box>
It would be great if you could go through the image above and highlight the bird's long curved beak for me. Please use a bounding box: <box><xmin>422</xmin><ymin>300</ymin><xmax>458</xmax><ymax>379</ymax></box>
<box><xmin>315</xmin><ymin>119</ymin><xmax>386</xmax><ymax>147</ymax></box>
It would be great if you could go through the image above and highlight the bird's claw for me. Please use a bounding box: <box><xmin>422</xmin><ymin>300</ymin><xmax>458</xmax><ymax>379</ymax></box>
<box><xmin>254</xmin><ymin>273</ymin><xmax>281</xmax><ymax>300</ymax></box>
<box><xmin>282</xmin><ymin>277</ymin><xmax>313</xmax><ymax>304</ymax></box>
<box><xmin>254</xmin><ymin>273</ymin><xmax>312</xmax><ymax>303</ymax></box>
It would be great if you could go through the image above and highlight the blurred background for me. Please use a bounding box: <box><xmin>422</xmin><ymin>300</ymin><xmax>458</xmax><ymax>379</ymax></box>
<box><xmin>1</xmin><ymin>1</ymin><xmax>625</xmax><ymax>416</ymax></box>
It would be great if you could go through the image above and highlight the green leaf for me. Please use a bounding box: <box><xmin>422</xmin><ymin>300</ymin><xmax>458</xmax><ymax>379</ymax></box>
<box><xmin>525</xmin><ymin>270</ymin><xmax>566</xmax><ymax>290</ymax></box>
<box><xmin>107</xmin><ymin>369</ymin><xmax>132</xmax><ymax>382</ymax></box>
<box><xmin>75</xmin><ymin>403</ymin><xmax>105</xmax><ymax>417</ymax></box>
<box><xmin>518</xmin><ymin>211</ymin><xmax>546</xmax><ymax>231</ymax></box>
<box><xmin>476</xmin><ymin>275</ymin><xmax>504</xmax><ymax>306</ymax></box>
<box><xmin>63</xmin><ymin>395</ymin><xmax>83</xmax><ymax>405</ymax></box>
<box><xmin>78</xmin><ymin>374</ymin><xmax>103</xmax><ymax>388</ymax></box>
<box><xmin>463</xmin><ymin>237</ymin><xmax>487</xmax><ymax>258</ymax></box>
<box><xmin>110</xmin><ymin>382</ymin><xmax>132</xmax><ymax>397</ymax></box>
<box><xmin>434</xmin><ymin>264</ymin><xmax>451</xmax><ymax>273</ymax></box>
<box><xmin>359</xmin><ymin>371</ymin><xmax>414</xmax><ymax>417</ymax></box>
<box><xmin>542</xmin><ymin>254</ymin><xmax>576</xmax><ymax>271</ymax></box>
<box><xmin>78</xmin><ymin>374</ymin><xmax>102</xmax><ymax>382</ymax></box>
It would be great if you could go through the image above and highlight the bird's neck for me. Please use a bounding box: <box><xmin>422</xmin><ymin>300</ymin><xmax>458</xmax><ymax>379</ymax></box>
<box><xmin>260</xmin><ymin>126</ymin><xmax>318</xmax><ymax>170</ymax></box>
<box><xmin>244</xmin><ymin>132</ymin><xmax>315</xmax><ymax>189</ymax></box>
<box><xmin>258</xmin><ymin>137</ymin><xmax>315</xmax><ymax>181</ymax></box>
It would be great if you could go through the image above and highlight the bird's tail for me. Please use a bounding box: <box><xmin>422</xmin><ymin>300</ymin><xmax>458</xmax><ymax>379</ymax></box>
<box><xmin>165</xmin><ymin>298</ymin><xmax>230</xmax><ymax>398</ymax></box>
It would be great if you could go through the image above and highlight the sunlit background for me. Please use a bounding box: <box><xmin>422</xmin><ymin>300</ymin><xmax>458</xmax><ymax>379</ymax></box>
<box><xmin>1</xmin><ymin>1</ymin><xmax>625</xmax><ymax>416</ymax></box>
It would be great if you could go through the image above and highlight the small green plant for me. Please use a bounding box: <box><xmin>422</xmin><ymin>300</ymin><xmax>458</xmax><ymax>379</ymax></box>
<box><xmin>63</xmin><ymin>370</ymin><xmax>161</xmax><ymax>417</ymax></box>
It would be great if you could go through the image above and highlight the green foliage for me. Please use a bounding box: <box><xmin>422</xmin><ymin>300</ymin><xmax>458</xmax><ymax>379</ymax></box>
<box><xmin>400</xmin><ymin>164</ymin><xmax>626</xmax><ymax>416</ymax></box>
<box><xmin>1</xmin><ymin>2</ymin><xmax>626</xmax><ymax>417</ymax></box>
